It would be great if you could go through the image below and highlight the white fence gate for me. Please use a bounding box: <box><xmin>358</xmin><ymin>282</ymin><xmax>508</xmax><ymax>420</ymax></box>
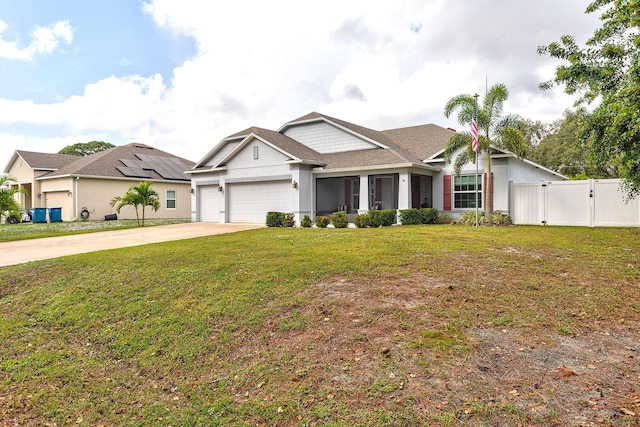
<box><xmin>510</xmin><ymin>179</ymin><xmax>640</xmax><ymax>227</ymax></box>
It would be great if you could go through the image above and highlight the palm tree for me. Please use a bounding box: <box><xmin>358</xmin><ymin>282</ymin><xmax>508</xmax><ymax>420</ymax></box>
<box><xmin>111</xmin><ymin>190</ymin><xmax>141</xmax><ymax>225</ymax></box>
<box><xmin>443</xmin><ymin>83</ymin><xmax>527</xmax><ymax>223</ymax></box>
<box><xmin>111</xmin><ymin>181</ymin><xmax>160</xmax><ymax>227</ymax></box>
<box><xmin>0</xmin><ymin>175</ymin><xmax>27</xmax><ymax>223</ymax></box>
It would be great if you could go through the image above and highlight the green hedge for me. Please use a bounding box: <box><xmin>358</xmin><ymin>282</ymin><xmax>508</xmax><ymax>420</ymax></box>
<box><xmin>354</xmin><ymin>213</ymin><xmax>371</xmax><ymax>228</ymax></box>
<box><xmin>399</xmin><ymin>208</ymin><xmax>439</xmax><ymax>225</ymax></box>
<box><xmin>315</xmin><ymin>215</ymin><xmax>330</xmax><ymax>228</ymax></box>
<box><xmin>368</xmin><ymin>209</ymin><xmax>396</xmax><ymax>227</ymax></box>
<box><xmin>301</xmin><ymin>215</ymin><xmax>312</xmax><ymax>228</ymax></box>
<box><xmin>331</xmin><ymin>211</ymin><xmax>348</xmax><ymax>228</ymax></box>
<box><xmin>399</xmin><ymin>209</ymin><xmax>422</xmax><ymax>225</ymax></box>
<box><xmin>266</xmin><ymin>211</ymin><xmax>285</xmax><ymax>227</ymax></box>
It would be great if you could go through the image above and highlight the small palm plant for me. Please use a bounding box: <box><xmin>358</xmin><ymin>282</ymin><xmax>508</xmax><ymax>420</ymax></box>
<box><xmin>111</xmin><ymin>181</ymin><xmax>160</xmax><ymax>226</ymax></box>
<box><xmin>0</xmin><ymin>175</ymin><xmax>27</xmax><ymax>223</ymax></box>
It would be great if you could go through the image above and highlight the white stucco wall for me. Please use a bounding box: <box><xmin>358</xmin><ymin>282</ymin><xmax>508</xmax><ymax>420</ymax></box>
<box><xmin>433</xmin><ymin>151</ymin><xmax>564</xmax><ymax>215</ymax></box>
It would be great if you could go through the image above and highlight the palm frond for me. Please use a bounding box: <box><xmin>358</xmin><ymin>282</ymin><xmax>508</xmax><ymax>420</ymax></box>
<box><xmin>444</xmin><ymin>95</ymin><xmax>476</xmax><ymax>127</ymax></box>
<box><xmin>483</xmin><ymin>83</ymin><xmax>508</xmax><ymax>126</ymax></box>
<box><xmin>444</xmin><ymin>132</ymin><xmax>472</xmax><ymax>162</ymax></box>
<box><xmin>453</xmin><ymin>150</ymin><xmax>471</xmax><ymax>175</ymax></box>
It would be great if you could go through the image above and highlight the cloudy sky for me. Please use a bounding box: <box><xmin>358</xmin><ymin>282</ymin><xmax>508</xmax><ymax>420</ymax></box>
<box><xmin>0</xmin><ymin>0</ymin><xmax>601</xmax><ymax>169</ymax></box>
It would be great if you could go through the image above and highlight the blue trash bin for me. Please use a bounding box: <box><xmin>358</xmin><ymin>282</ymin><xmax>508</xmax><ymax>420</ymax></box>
<box><xmin>32</xmin><ymin>207</ymin><xmax>47</xmax><ymax>223</ymax></box>
<box><xmin>49</xmin><ymin>207</ymin><xmax>62</xmax><ymax>222</ymax></box>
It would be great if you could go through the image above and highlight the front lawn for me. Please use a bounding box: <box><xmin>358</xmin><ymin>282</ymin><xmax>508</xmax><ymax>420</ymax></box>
<box><xmin>0</xmin><ymin>218</ymin><xmax>189</xmax><ymax>242</ymax></box>
<box><xmin>1</xmin><ymin>225</ymin><xmax>638</xmax><ymax>426</ymax></box>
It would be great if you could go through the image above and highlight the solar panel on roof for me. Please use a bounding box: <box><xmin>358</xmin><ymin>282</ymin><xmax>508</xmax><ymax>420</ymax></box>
<box><xmin>118</xmin><ymin>155</ymin><xmax>190</xmax><ymax>180</ymax></box>
<box><xmin>116</xmin><ymin>166</ymin><xmax>152</xmax><ymax>178</ymax></box>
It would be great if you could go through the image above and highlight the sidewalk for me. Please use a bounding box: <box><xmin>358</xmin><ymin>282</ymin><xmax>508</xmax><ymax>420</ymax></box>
<box><xmin>0</xmin><ymin>223</ymin><xmax>262</xmax><ymax>267</ymax></box>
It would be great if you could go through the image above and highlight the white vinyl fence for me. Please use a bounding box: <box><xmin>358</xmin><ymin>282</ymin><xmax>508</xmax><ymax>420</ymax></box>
<box><xmin>510</xmin><ymin>179</ymin><xmax>640</xmax><ymax>227</ymax></box>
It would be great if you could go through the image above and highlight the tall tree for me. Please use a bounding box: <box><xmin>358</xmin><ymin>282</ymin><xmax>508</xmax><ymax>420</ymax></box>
<box><xmin>110</xmin><ymin>181</ymin><xmax>160</xmax><ymax>227</ymax></box>
<box><xmin>0</xmin><ymin>175</ymin><xmax>27</xmax><ymax>223</ymax></box>
<box><xmin>443</xmin><ymin>83</ymin><xmax>527</xmax><ymax>223</ymax></box>
<box><xmin>58</xmin><ymin>141</ymin><xmax>115</xmax><ymax>156</ymax></box>
<box><xmin>538</xmin><ymin>0</ymin><xmax>640</xmax><ymax>198</ymax></box>
<box><xmin>528</xmin><ymin>109</ymin><xmax>618</xmax><ymax>178</ymax></box>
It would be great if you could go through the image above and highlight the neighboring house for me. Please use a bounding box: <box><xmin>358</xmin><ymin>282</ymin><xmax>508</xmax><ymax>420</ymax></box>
<box><xmin>187</xmin><ymin>112</ymin><xmax>565</xmax><ymax>224</ymax></box>
<box><xmin>4</xmin><ymin>143</ymin><xmax>195</xmax><ymax>221</ymax></box>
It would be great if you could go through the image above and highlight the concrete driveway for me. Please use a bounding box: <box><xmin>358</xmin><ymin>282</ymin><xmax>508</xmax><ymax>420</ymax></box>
<box><xmin>0</xmin><ymin>222</ymin><xmax>262</xmax><ymax>268</ymax></box>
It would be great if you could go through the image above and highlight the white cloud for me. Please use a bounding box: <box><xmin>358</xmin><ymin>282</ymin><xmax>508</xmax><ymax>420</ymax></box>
<box><xmin>0</xmin><ymin>0</ymin><xmax>602</xmax><ymax>168</ymax></box>
<box><xmin>0</xmin><ymin>19</ymin><xmax>73</xmax><ymax>61</ymax></box>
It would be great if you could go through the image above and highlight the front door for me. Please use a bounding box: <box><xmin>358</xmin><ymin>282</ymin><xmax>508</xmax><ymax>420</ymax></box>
<box><xmin>411</xmin><ymin>175</ymin><xmax>420</xmax><ymax>209</ymax></box>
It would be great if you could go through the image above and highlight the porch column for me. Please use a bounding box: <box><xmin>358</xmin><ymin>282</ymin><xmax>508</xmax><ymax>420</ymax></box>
<box><xmin>358</xmin><ymin>174</ymin><xmax>369</xmax><ymax>213</ymax></box>
<box><xmin>398</xmin><ymin>171</ymin><xmax>411</xmax><ymax>210</ymax></box>
<box><xmin>291</xmin><ymin>167</ymin><xmax>312</xmax><ymax>226</ymax></box>
<box><xmin>219</xmin><ymin>178</ymin><xmax>227</xmax><ymax>223</ymax></box>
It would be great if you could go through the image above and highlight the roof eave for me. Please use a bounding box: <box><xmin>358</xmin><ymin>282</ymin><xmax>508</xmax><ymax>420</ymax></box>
<box><xmin>38</xmin><ymin>173</ymin><xmax>192</xmax><ymax>182</ymax></box>
<box><xmin>185</xmin><ymin>166</ymin><xmax>228</xmax><ymax>174</ymax></box>
<box><xmin>312</xmin><ymin>162</ymin><xmax>440</xmax><ymax>174</ymax></box>
<box><xmin>286</xmin><ymin>159</ymin><xmax>326</xmax><ymax>167</ymax></box>
<box><xmin>194</xmin><ymin>135</ymin><xmax>245</xmax><ymax>168</ymax></box>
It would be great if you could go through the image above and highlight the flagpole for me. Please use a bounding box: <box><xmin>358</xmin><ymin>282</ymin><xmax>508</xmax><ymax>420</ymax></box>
<box><xmin>472</xmin><ymin>94</ymin><xmax>479</xmax><ymax>228</ymax></box>
<box><xmin>475</xmin><ymin>144</ymin><xmax>479</xmax><ymax>228</ymax></box>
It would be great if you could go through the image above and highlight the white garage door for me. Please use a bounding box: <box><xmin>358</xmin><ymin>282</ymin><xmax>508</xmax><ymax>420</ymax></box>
<box><xmin>198</xmin><ymin>185</ymin><xmax>221</xmax><ymax>222</ymax></box>
<box><xmin>228</xmin><ymin>181</ymin><xmax>292</xmax><ymax>223</ymax></box>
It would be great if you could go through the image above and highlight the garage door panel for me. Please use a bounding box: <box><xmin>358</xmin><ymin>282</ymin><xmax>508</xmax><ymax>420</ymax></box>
<box><xmin>199</xmin><ymin>185</ymin><xmax>221</xmax><ymax>222</ymax></box>
<box><xmin>228</xmin><ymin>181</ymin><xmax>292</xmax><ymax>223</ymax></box>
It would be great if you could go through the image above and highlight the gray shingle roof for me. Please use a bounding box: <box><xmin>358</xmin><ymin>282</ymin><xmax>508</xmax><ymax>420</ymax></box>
<box><xmin>249</xmin><ymin>127</ymin><xmax>325</xmax><ymax>165</ymax></box>
<box><xmin>41</xmin><ymin>143</ymin><xmax>196</xmax><ymax>181</ymax></box>
<box><xmin>192</xmin><ymin>112</ymin><xmax>454</xmax><ymax>172</ymax></box>
<box><xmin>16</xmin><ymin>151</ymin><xmax>78</xmax><ymax>170</ymax></box>
<box><xmin>382</xmin><ymin>124</ymin><xmax>456</xmax><ymax>160</ymax></box>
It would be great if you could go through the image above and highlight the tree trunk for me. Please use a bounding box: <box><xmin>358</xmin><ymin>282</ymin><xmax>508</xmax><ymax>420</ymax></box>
<box><xmin>485</xmin><ymin>151</ymin><xmax>493</xmax><ymax>225</ymax></box>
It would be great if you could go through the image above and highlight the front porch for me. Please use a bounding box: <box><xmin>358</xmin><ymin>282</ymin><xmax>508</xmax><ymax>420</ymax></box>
<box><xmin>314</xmin><ymin>172</ymin><xmax>433</xmax><ymax>219</ymax></box>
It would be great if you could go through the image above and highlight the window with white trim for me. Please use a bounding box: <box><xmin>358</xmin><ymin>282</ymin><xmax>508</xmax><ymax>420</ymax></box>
<box><xmin>166</xmin><ymin>190</ymin><xmax>176</xmax><ymax>209</ymax></box>
<box><xmin>454</xmin><ymin>175</ymin><xmax>481</xmax><ymax>208</ymax></box>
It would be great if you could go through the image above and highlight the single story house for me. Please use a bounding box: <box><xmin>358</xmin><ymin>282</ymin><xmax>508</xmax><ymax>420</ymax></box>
<box><xmin>4</xmin><ymin>143</ymin><xmax>195</xmax><ymax>221</ymax></box>
<box><xmin>187</xmin><ymin>112</ymin><xmax>565</xmax><ymax>224</ymax></box>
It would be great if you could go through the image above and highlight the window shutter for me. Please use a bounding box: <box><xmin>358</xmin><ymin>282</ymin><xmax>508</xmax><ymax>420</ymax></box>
<box><xmin>443</xmin><ymin>175</ymin><xmax>452</xmax><ymax>211</ymax></box>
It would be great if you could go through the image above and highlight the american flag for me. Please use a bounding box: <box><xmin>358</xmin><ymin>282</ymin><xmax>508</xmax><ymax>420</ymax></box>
<box><xmin>471</xmin><ymin>99</ymin><xmax>479</xmax><ymax>153</ymax></box>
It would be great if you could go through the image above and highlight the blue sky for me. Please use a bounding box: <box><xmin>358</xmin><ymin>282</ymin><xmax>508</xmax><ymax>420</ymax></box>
<box><xmin>1</xmin><ymin>0</ymin><xmax>195</xmax><ymax>103</ymax></box>
<box><xmin>1</xmin><ymin>1</ymin><xmax>601</xmax><ymax>170</ymax></box>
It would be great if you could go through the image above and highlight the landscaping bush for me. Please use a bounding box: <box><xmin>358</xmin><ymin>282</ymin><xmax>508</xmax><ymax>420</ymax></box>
<box><xmin>266</xmin><ymin>211</ymin><xmax>285</xmax><ymax>227</ymax></box>
<box><xmin>459</xmin><ymin>210</ymin><xmax>513</xmax><ymax>226</ymax></box>
<box><xmin>436</xmin><ymin>213</ymin><xmax>455</xmax><ymax>224</ymax></box>
<box><xmin>399</xmin><ymin>209</ymin><xmax>422</xmax><ymax>225</ymax></box>
<box><xmin>491</xmin><ymin>210</ymin><xmax>513</xmax><ymax>226</ymax></box>
<box><xmin>315</xmin><ymin>215</ymin><xmax>330</xmax><ymax>228</ymax></box>
<box><xmin>353</xmin><ymin>213</ymin><xmax>372</xmax><ymax>228</ymax></box>
<box><xmin>300</xmin><ymin>214</ymin><xmax>312</xmax><ymax>228</ymax></box>
<box><xmin>369</xmin><ymin>209</ymin><xmax>396</xmax><ymax>227</ymax></box>
<box><xmin>284</xmin><ymin>212</ymin><xmax>295</xmax><ymax>227</ymax></box>
<box><xmin>419</xmin><ymin>208</ymin><xmax>439</xmax><ymax>224</ymax></box>
<box><xmin>331</xmin><ymin>211</ymin><xmax>348</xmax><ymax>228</ymax></box>
<box><xmin>460</xmin><ymin>211</ymin><xmax>485</xmax><ymax>226</ymax></box>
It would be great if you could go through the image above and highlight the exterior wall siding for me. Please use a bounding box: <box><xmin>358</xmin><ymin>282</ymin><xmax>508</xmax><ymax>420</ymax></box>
<box><xmin>283</xmin><ymin>122</ymin><xmax>377</xmax><ymax>153</ymax></box>
<box><xmin>37</xmin><ymin>177</ymin><xmax>191</xmax><ymax>221</ymax></box>
<box><xmin>224</xmin><ymin>140</ymin><xmax>292</xmax><ymax>180</ymax></box>
<box><xmin>206</xmin><ymin>141</ymin><xmax>240</xmax><ymax>167</ymax></box>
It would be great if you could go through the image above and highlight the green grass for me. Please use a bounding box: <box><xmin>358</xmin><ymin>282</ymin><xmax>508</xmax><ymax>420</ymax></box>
<box><xmin>0</xmin><ymin>218</ymin><xmax>189</xmax><ymax>242</ymax></box>
<box><xmin>1</xmin><ymin>225</ymin><xmax>639</xmax><ymax>425</ymax></box>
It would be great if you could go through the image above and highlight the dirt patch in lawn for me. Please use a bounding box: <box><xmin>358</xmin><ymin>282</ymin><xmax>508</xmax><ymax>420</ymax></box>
<box><xmin>257</xmin><ymin>273</ymin><xmax>640</xmax><ymax>426</ymax></box>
